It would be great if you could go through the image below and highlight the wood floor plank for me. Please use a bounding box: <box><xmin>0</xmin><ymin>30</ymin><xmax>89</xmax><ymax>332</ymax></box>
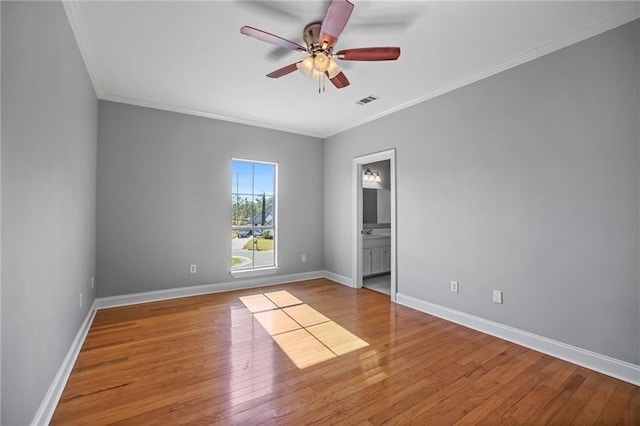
<box><xmin>595</xmin><ymin>380</ymin><xmax>638</xmax><ymax>424</ymax></box>
<box><xmin>547</xmin><ymin>368</ymin><xmax>605</xmax><ymax>424</ymax></box>
<box><xmin>51</xmin><ymin>279</ymin><xmax>640</xmax><ymax>424</ymax></box>
<box><xmin>621</xmin><ymin>387</ymin><xmax>640</xmax><ymax>424</ymax></box>
<box><xmin>478</xmin><ymin>356</ymin><xmax>566</xmax><ymax>422</ymax></box>
<box><xmin>572</xmin><ymin>375</ymin><xmax>621</xmax><ymax>424</ymax></box>
<box><xmin>522</xmin><ymin>371</ymin><xmax>585</xmax><ymax>424</ymax></box>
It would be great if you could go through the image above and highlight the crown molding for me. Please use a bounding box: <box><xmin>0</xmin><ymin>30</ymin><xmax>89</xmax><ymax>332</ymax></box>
<box><xmin>100</xmin><ymin>93</ymin><xmax>325</xmax><ymax>139</ymax></box>
<box><xmin>62</xmin><ymin>0</ymin><xmax>104</xmax><ymax>97</ymax></box>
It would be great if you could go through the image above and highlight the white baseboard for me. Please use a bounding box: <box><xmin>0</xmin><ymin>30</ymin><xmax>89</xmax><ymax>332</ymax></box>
<box><xmin>396</xmin><ymin>293</ymin><xmax>640</xmax><ymax>387</ymax></box>
<box><xmin>96</xmin><ymin>270</ymin><xmax>326</xmax><ymax>309</ymax></box>
<box><xmin>321</xmin><ymin>270</ymin><xmax>354</xmax><ymax>288</ymax></box>
<box><xmin>39</xmin><ymin>275</ymin><xmax>638</xmax><ymax>426</ymax></box>
<box><xmin>31</xmin><ymin>300</ymin><xmax>98</xmax><ymax>426</ymax></box>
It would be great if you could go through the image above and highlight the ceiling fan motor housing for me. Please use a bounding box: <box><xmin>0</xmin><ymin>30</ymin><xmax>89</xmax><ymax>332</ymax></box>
<box><xmin>303</xmin><ymin>23</ymin><xmax>330</xmax><ymax>55</ymax></box>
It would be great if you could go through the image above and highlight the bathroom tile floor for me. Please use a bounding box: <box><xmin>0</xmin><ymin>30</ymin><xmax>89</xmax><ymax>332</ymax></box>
<box><xmin>363</xmin><ymin>274</ymin><xmax>391</xmax><ymax>296</ymax></box>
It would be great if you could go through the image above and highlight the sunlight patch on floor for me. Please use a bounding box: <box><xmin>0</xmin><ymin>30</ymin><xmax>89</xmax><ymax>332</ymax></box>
<box><xmin>272</xmin><ymin>329</ymin><xmax>337</xmax><ymax>369</ymax></box>
<box><xmin>239</xmin><ymin>290</ymin><xmax>368</xmax><ymax>369</ymax></box>
<box><xmin>253</xmin><ymin>309</ymin><xmax>301</xmax><ymax>335</ymax></box>
<box><xmin>264</xmin><ymin>290</ymin><xmax>302</xmax><ymax>308</ymax></box>
<box><xmin>283</xmin><ymin>304</ymin><xmax>329</xmax><ymax>327</ymax></box>
<box><xmin>238</xmin><ymin>294</ymin><xmax>278</xmax><ymax>313</ymax></box>
<box><xmin>307</xmin><ymin>321</ymin><xmax>369</xmax><ymax>356</ymax></box>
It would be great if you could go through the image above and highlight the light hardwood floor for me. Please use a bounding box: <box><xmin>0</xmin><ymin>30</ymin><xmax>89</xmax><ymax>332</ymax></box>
<box><xmin>52</xmin><ymin>279</ymin><xmax>639</xmax><ymax>424</ymax></box>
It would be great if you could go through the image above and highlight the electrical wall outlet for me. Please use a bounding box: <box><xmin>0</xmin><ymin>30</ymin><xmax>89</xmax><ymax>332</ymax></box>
<box><xmin>189</xmin><ymin>264</ymin><xmax>197</xmax><ymax>274</ymax></box>
<box><xmin>91</xmin><ymin>276</ymin><xmax>94</xmax><ymax>289</ymax></box>
<box><xmin>301</xmin><ymin>254</ymin><xmax>307</xmax><ymax>263</ymax></box>
<box><xmin>493</xmin><ymin>290</ymin><xmax>503</xmax><ymax>304</ymax></box>
<box><xmin>450</xmin><ymin>281</ymin><xmax>459</xmax><ymax>293</ymax></box>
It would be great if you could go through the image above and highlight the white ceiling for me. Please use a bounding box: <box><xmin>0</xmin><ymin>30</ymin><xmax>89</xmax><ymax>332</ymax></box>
<box><xmin>64</xmin><ymin>1</ymin><xmax>639</xmax><ymax>138</ymax></box>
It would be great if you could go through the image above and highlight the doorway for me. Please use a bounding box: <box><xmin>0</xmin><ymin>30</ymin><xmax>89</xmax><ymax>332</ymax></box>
<box><xmin>352</xmin><ymin>149</ymin><xmax>396</xmax><ymax>301</ymax></box>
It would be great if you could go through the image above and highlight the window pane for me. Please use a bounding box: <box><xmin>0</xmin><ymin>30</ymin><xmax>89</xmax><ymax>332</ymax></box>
<box><xmin>264</xmin><ymin>196</ymin><xmax>274</xmax><ymax>225</ymax></box>
<box><xmin>232</xmin><ymin>161</ymin><xmax>254</xmax><ymax>194</ymax></box>
<box><xmin>232</xmin><ymin>230</ymin><xmax>254</xmax><ymax>271</ymax></box>
<box><xmin>232</xmin><ymin>194</ymin><xmax>253</xmax><ymax>226</ymax></box>
<box><xmin>253</xmin><ymin>194</ymin><xmax>274</xmax><ymax>228</ymax></box>
<box><xmin>254</xmin><ymin>229</ymin><xmax>275</xmax><ymax>269</ymax></box>
<box><xmin>254</xmin><ymin>163</ymin><xmax>275</xmax><ymax>196</ymax></box>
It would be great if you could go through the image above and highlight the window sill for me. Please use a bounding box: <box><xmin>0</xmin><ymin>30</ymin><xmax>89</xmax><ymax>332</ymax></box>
<box><xmin>230</xmin><ymin>266</ymin><xmax>280</xmax><ymax>279</ymax></box>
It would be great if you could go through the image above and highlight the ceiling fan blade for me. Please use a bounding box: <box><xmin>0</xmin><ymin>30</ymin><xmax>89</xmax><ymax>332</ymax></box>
<box><xmin>328</xmin><ymin>71</ymin><xmax>350</xmax><ymax>89</ymax></box>
<box><xmin>319</xmin><ymin>0</ymin><xmax>354</xmax><ymax>49</ymax></box>
<box><xmin>267</xmin><ymin>62</ymin><xmax>301</xmax><ymax>78</ymax></box>
<box><xmin>241</xmin><ymin>26</ymin><xmax>307</xmax><ymax>52</ymax></box>
<box><xmin>335</xmin><ymin>47</ymin><xmax>401</xmax><ymax>61</ymax></box>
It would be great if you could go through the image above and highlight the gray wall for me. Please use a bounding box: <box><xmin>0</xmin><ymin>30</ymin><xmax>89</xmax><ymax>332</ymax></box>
<box><xmin>0</xmin><ymin>2</ymin><xmax>2</xmax><ymax>423</ymax></box>
<box><xmin>1</xmin><ymin>2</ymin><xmax>98</xmax><ymax>425</ymax></box>
<box><xmin>0</xmin><ymin>2</ymin><xmax>3</xmax><ymax>420</ymax></box>
<box><xmin>324</xmin><ymin>20</ymin><xmax>640</xmax><ymax>365</ymax></box>
<box><xmin>97</xmin><ymin>101</ymin><xmax>324</xmax><ymax>297</ymax></box>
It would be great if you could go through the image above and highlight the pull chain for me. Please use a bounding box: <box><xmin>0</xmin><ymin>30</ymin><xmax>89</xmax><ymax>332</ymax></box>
<box><xmin>317</xmin><ymin>73</ymin><xmax>327</xmax><ymax>94</ymax></box>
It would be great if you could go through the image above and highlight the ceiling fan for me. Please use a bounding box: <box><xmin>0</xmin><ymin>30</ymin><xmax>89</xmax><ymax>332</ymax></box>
<box><xmin>240</xmin><ymin>0</ymin><xmax>401</xmax><ymax>92</ymax></box>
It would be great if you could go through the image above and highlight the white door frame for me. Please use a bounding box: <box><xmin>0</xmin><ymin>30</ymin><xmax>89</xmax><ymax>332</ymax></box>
<box><xmin>352</xmin><ymin>149</ymin><xmax>397</xmax><ymax>302</ymax></box>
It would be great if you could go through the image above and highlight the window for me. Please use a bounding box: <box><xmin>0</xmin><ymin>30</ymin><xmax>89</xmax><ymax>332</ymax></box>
<box><xmin>231</xmin><ymin>159</ymin><xmax>277</xmax><ymax>273</ymax></box>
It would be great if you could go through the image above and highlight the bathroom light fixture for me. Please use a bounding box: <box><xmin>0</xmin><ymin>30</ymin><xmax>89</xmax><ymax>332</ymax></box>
<box><xmin>363</xmin><ymin>169</ymin><xmax>381</xmax><ymax>182</ymax></box>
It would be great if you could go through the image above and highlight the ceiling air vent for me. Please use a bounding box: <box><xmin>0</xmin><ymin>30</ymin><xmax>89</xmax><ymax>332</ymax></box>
<box><xmin>356</xmin><ymin>95</ymin><xmax>380</xmax><ymax>105</ymax></box>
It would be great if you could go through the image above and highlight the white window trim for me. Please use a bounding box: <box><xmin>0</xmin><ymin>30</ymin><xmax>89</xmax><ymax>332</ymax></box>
<box><xmin>230</xmin><ymin>266</ymin><xmax>280</xmax><ymax>279</ymax></box>
<box><xmin>231</xmin><ymin>158</ymin><xmax>278</xmax><ymax>276</ymax></box>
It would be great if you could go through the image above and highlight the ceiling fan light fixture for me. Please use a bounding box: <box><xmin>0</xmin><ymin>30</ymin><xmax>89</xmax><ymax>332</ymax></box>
<box><xmin>312</xmin><ymin>70</ymin><xmax>324</xmax><ymax>81</ymax></box>
<box><xmin>327</xmin><ymin>57</ymin><xmax>341</xmax><ymax>79</ymax></box>
<box><xmin>313</xmin><ymin>52</ymin><xmax>330</xmax><ymax>73</ymax></box>
<box><xmin>296</xmin><ymin>56</ymin><xmax>315</xmax><ymax>76</ymax></box>
<box><xmin>298</xmin><ymin>68</ymin><xmax>324</xmax><ymax>81</ymax></box>
<box><xmin>298</xmin><ymin>55</ymin><xmax>340</xmax><ymax>81</ymax></box>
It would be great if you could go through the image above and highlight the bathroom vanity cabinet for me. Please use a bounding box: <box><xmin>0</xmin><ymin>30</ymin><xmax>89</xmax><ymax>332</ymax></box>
<box><xmin>362</xmin><ymin>235</ymin><xmax>391</xmax><ymax>276</ymax></box>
